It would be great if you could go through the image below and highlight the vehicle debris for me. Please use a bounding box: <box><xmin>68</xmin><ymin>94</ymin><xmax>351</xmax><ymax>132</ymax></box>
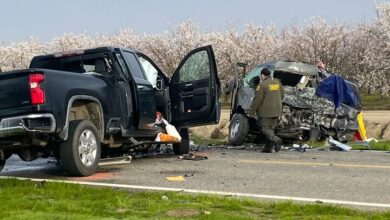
<box><xmin>179</xmin><ymin>153</ymin><xmax>208</xmax><ymax>161</ymax></box>
<box><xmin>98</xmin><ymin>155</ymin><xmax>132</xmax><ymax>166</ymax></box>
<box><xmin>190</xmin><ymin>144</ymin><xmax>211</xmax><ymax>152</ymax></box>
<box><xmin>279</xmin><ymin>143</ymin><xmax>312</xmax><ymax>152</ymax></box>
<box><xmin>326</xmin><ymin>137</ymin><xmax>352</xmax><ymax>151</ymax></box>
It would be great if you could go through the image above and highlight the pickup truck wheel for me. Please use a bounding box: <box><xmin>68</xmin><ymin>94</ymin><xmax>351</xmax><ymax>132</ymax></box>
<box><xmin>60</xmin><ymin>120</ymin><xmax>101</xmax><ymax>176</ymax></box>
<box><xmin>228</xmin><ymin>114</ymin><xmax>249</xmax><ymax>146</ymax></box>
<box><xmin>173</xmin><ymin>128</ymin><xmax>190</xmax><ymax>155</ymax></box>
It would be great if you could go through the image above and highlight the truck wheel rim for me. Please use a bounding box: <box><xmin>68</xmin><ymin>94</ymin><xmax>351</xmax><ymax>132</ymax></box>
<box><xmin>78</xmin><ymin>130</ymin><xmax>97</xmax><ymax>167</ymax></box>
<box><xmin>230</xmin><ymin>120</ymin><xmax>240</xmax><ymax>138</ymax></box>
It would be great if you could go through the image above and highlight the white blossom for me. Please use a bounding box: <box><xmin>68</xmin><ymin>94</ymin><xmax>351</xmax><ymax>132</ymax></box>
<box><xmin>0</xmin><ymin>4</ymin><xmax>389</xmax><ymax>95</ymax></box>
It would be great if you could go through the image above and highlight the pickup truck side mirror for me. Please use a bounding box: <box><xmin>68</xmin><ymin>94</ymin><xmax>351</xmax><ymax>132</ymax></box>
<box><xmin>156</xmin><ymin>76</ymin><xmax>164</xmax><ymax>91</ymax></box>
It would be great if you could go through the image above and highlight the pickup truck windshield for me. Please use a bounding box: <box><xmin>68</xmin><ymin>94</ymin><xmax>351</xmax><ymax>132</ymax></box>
<box><xmin>30</xmin><ymin>54</ymin><xmax>112</xmax><ymax>74</ymax></box>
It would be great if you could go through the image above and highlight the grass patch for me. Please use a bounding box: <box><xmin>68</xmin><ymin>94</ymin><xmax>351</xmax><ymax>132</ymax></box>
<box><xmin>0</xmin><ymin>179</ymin><xmax>390</xmax><ymax>219</ymax></box>
<box><xmin>190</xmin><ymin>134</ymin><xmax>226</xmax><ymax>146</ymax></box>
<box><xmin>351</xmin><ymin>140</ymin><xmax>390</xmax><ymax>151</ymax></box>
<box><xmin>361</xmin><ymin>94</ymin><xmax>390</xmax><ymax>110</ymax></box>
<box><xmin>305</xmin><ymin>140</ymin><xmax>390</xmax><ymax>151</ymax></box>
<box><xmin>304</xmin><ymin>140</ymin><xmax>326</xmax><ymax>148</ymax></box>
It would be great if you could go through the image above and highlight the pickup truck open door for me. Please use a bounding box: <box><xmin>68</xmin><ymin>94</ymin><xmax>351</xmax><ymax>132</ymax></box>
<box><xmin>170</xmin><ymin>45</ymin><xmax>220</xmax><ymax>127</ymax></box>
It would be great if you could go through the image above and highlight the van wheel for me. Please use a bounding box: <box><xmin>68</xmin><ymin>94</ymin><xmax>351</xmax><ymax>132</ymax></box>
<box><xmin>228</xmin><ymin>114</ymin><xmax>249</xmax><ymax>146</ymax></box>
<box><xmin>0</xmin><ymin>159</ymin><xmax>4</xmax><ymax>172</ymax></box>
<box><xmin>173</xmin><ymin>128</ymin><xmax>190</xmax><ymax>155</ymax></box>
<box><xmin>60</xmin><ymin>120</ymin><xmax>101</xmax><ymax>176</ymax></box>
<box><xmin>0</xmin><ymin>150</ymin><xmax>9</xmax><ymax>172</ymax></box>
<box><xmin>308</xmin><ymin>127</ymin><xmax>321</xmax><ymax>141</ymax></box>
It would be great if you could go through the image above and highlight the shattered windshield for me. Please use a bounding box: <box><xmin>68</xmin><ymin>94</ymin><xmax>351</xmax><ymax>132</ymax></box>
<box><xmin>274</xmin><ymin>61</ymin><xmax>317</xmax><ymax>76</ymax></box>
<box><xmin>243</xmin><ymin>61</ymin><xmax>318</xmax><ymax>88</ymax></box>
<box><xmin>243</xmin><ymin>64</ymin><xmax>274</xmax><ymax>87</ymax></box>
<box><xmin>274</xmin><ymin>71</ymin><xmax>308</xmax><ymax>87</ymax></box>
<box><xmin>243</xmin><ymin>66</ymin><xmax>261</xmax><ymax>87</ymax></box>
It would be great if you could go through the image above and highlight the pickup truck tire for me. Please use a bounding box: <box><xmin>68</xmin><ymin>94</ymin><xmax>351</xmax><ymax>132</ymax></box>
<box><xmin>59</xmin><ymin>120</ymin><xmax>101</xmax><ymax>176</ymax></box>
<box><xmin>173</xmin><ymin>128</ymin><xmax>190</xmax><ymax>155</ymax></box>
<box><xmin>228</xmin><ymin>114</ymin><xmax>249</xmax><ymax>146</ymax></box>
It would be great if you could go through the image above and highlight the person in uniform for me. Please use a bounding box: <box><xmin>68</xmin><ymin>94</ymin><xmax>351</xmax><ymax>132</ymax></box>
<box><xmin>248</xmin><ymin>68</ymin><xmax>284</xmax><ymax>153</ymax></box>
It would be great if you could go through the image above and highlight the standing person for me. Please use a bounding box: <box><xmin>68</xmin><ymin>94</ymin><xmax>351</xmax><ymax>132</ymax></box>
<box><xmin>316</xmin><ymin>59</ymin><xmax>325</xmax><ymax>70</ymax></box>
<box><xmin>248</xmin><ymin>68</ymin><xmax>283</xmax><ymax>153</ymax></box>
<box><xmin>316</xmin><ymin>59</ymin><xmax>326</xmax><ymax>79</ymax></box>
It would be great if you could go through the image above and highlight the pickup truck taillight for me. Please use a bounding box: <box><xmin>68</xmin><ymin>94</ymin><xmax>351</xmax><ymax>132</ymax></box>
<box><xmin>29</xmin><ymin>73</ymin><xmax>45</xmax><ymax>105</ymax></box>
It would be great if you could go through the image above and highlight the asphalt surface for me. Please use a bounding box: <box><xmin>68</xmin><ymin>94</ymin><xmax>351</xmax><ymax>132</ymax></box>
<box><xmin>2</xmin><ymin>147</ymin><xmax>390</xmax><ymax>209</ymax></box>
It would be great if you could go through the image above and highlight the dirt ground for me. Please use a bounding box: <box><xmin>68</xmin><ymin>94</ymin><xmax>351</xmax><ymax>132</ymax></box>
<box><xmin>190</xmin><ymin>110</ymin><xmax>390</xmax><ymax>140</ymax></box>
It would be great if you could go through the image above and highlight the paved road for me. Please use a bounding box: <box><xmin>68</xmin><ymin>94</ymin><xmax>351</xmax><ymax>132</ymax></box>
<box><xmin>2</xmin><ymin>148</ymin><xmax>390</xmax><ymax>209</ymax></box>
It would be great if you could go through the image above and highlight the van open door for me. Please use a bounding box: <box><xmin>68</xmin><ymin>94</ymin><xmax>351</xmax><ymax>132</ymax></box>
<box><xmin>170</xmin><ymin>45</ymin><xmax>220</xmax><ymax>127</ymax></box>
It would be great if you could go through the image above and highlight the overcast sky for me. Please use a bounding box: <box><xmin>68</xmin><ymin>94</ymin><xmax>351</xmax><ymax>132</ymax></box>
<box><xmin>0</xmin><ymin>0</ymin><xmax>387</xmax><ymax>43</ymax></box>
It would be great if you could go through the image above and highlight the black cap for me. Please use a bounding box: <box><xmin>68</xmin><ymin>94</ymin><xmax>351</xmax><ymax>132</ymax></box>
<box><xmin>261</xmin><ymin>68</ymin><xmax>270</xmax><ymax>76</ymax></box>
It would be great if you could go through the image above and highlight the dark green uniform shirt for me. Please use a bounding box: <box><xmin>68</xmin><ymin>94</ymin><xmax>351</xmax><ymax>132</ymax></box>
<box><xmin>248</xmin><ymin>77</ymin><xmax>284</xmax><ymax>118</ymax></box>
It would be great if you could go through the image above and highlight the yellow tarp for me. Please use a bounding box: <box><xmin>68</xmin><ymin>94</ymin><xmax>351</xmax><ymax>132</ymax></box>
<box><xmin>356</xmin><ymin>112</ymin><xmax>367</xmax><ymax>140</ymax></box>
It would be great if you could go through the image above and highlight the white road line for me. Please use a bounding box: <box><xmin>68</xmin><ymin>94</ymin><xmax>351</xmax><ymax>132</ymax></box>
<box><xmin>1</xmin><ymin>176</ymin><xmax>390</xmax><ymax>209</ymax></box>
<box><xmin>240</xmin><ymin>159</ymin><xmax>390</xmax><ymax>169</ymax></box>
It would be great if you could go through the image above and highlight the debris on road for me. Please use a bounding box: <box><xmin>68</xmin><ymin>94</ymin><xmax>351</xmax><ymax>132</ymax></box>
<box><xmin>99</xmin><ymin>156</ymin><xmax>132</xmax><ymax>166</ymax></box>
<box><xmin>326</xmin><ymin>137</ymin><xmax>352</xmax><ymax>151</ymax></box>
<box><xmin>166</xmin><ymin>176</ymin><xmax>185</xmax><ymax>181</ymax></box>
<box><xmin>179</xmin><ymin>153</ymin><xmax>208</xmax><ymax>161</ymax></box>
<box><xmin>280</xmin><ymin>143</ymin><xmax>312</xmax><ymax>152</ymax></box>
<box><xmin>226</xmin><ymin>144</ymin><xmax>264</xmax><ymax>150</ymax></box>
<box><xmin>191</xmin><ymin>145</ymin><xmax>211</xmax><ymax>152</ymax></box>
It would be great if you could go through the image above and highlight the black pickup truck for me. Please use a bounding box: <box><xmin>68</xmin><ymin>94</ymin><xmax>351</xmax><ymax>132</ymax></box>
<box><xmin>0</xmin><ymin>45</ymin><xmax>220</xmax><ymax>176</ymax></box>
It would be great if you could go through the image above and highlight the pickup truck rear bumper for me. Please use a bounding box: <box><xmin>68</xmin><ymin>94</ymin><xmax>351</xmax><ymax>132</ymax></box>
<box><xmin>0</xmin><ymin>113</ymin><xmax>56</xmax><ymax>138</ymax></box>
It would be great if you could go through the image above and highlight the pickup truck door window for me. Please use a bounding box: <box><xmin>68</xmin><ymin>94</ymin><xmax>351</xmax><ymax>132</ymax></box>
<box><xmin>138</xmin><ymin>57</ymin><xmax>158</xmax><ymax>88</ymax></box>
<box><xmin>170</xmin><ymin>45</ymin><xmax>220</xmax><ymax>127</ymax></box>
<box><xmin>114</xmin><ymin>52</ymin><xmax>130</xmax><ymax>79</ymax></box>
<box><xmin>122</xmin><ymin>52</ymin><xmax>146</xmax><ymax>80</ymax></box>
<box><xmin>122</xmin><ymin>51</ymin><xmax>156</xmax><ymax>130</ymax></box>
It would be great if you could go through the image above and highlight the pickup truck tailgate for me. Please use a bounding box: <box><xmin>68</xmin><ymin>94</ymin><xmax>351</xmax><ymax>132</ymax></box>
<box><xmin>0</xmin><ymin>72</ymin><xmax>31</xmax><ymax>110</ymax></box>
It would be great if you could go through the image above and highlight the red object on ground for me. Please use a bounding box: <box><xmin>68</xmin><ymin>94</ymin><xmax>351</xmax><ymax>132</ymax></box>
<box><xmin>71</xmin><ymin>172</ymin><xmax>114</xmax><ymax>181</ymax></box>
<box><xmin>353</xmin><ymin>131</ymin><xmax>363</xmax><ymax>141</ymax></box>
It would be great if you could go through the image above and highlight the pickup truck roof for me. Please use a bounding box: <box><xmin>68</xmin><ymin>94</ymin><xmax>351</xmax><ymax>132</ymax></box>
<box><xmin>31</xmin><ymin>46</ymin><xmax>136</xmax><ymax>62</ymax></box>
